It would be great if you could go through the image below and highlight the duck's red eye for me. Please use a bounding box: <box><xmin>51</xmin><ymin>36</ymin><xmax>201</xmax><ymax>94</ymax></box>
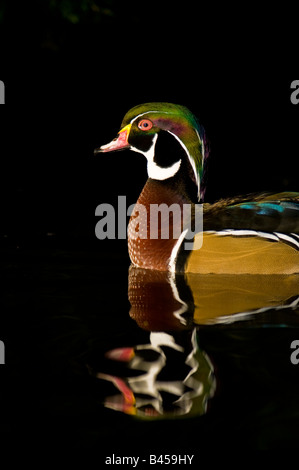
<box><xmin>138</xmin><ymin>119</ymin><xmax>153</xmax><ymax>131</ymax></box>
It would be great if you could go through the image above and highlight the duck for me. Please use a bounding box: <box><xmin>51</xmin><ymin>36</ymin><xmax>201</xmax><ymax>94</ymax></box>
<box><xmin>95</xmin><ymin>102</ymin><xmax>299</xmax><ymax>274</ymax></box>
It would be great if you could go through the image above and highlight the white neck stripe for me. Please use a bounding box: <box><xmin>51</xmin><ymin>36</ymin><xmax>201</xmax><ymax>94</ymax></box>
<box><xmin>130</xmin><ymin>134</ymin><xmax>182</xmax><ymax>180</ymax></box>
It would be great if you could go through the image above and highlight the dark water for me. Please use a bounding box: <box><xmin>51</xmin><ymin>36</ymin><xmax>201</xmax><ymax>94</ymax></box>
<box><xmin>1</xmin><ymin>234</ymin><xmax>299</xmax><ymax>460</ymax></box>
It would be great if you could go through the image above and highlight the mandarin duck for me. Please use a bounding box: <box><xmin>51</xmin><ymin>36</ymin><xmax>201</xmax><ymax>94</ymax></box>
<box><xmin>95</xmin><ymin>103</ymin><xmax>299</xmax><ymax>274</ymax></box>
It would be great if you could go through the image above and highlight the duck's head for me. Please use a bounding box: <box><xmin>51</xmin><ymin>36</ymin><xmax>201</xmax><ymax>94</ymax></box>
<box><xmin>95</xmin><ymin>102</ymin><xmax>209</xmax><ymax>201</ymax></box>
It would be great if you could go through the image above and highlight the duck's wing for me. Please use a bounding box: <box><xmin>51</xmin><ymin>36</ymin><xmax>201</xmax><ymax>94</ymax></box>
<box><xmin>179</xmin><ymin>192</ymin><xmax>299</xmax><ymax>274</ymax></box>
<box><xmin>204</xmin><ymin>192</ymin><xmax>299</xmax><ymax>233</ymax></box>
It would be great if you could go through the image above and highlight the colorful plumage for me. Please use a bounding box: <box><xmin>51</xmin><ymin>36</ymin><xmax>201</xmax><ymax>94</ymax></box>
<box><xmin>95</xmin><ymin>103</ymin><xmax>299</xmax><ymax>274</ymax></box>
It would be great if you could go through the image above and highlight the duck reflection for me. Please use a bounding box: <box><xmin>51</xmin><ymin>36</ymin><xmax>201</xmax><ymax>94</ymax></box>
<box><xmin>129</xmin><ymin>268</ymin><xmax>299</xmax><ymax>327</ymax></box>
<box><xmin>97</xmin><ymin>328</ymin><xmax>215</xmax><ymax>418</ymax></box>
<box><xmin>93</xmin><ymin>267</ymin><xmax>299</xmax><ymax>419</ymax></box>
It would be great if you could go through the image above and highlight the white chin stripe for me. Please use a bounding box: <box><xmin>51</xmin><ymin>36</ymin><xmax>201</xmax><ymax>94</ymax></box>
<box><xmin>130</xmin><ymin>133</ymin><xmax>182</xmax><ymax>181</ymax></box>
<box><xmin>147</xmin><ymin>159</ymin><xmax>181</xmax><ymax>180</ymax></box>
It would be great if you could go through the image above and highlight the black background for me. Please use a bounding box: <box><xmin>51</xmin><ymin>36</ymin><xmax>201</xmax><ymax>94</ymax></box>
<box><xmin>0</xmin><ymin>1</ymin><xmax>299</xmax><ymax>461</ymax></box>
<box><xmin>0</xmin><ymin>2</ymin><xmax>298</xmax><ymax>250</ymax></box>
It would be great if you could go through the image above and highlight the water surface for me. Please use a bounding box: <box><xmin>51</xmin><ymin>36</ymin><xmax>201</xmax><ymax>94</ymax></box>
<box><xmin>1</xmin><ymin>235</ymin><xmax>299</xmax><ymax>457</ymax></box>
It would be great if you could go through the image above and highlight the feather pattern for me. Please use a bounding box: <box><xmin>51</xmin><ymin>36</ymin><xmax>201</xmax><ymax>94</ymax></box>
<box><xmin>179</xmin><ymin>193</ymin><xmax>299</xmax><ymax>274</ymax></box>
<box><xmin>120</xmin><ymin>102</ymin><xmax>209</xmax><ymax>201</ymax></box>
<box><xmin>97</xmin><ymin>102</ymin><xmax>298</xmax><ymax>273</ymax></box>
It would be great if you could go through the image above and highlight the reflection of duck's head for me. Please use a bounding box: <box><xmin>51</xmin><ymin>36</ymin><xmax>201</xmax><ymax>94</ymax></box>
<box><xmin>96</xmin><ymin>329</ymin><xmax>216</xmax><ymax>419</ymax></box>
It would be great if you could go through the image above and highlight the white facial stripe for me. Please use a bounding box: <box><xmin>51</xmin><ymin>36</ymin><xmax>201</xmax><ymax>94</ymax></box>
<box><xmin>130</xmin><ymin>133</ymin><xmax>182</xmax><ymax>181</ymax></box>
<box><xmin>129</xmin><ymin>111</ymin><xmax>202</xmax><ymax>189</ymax></box>
<box><xmin>167</xmin><ymin>130</ymin><xmax>200</xmax><ymax>198</ymax></box>
<box><xmin>129</xmin><ymin>133</ymin><xmax>158</xmax><ymax>159</ymax></box>
<box><xmin>195</xmin><ymin>128</ymin><xmax>204</xmax><ymax>160</ymax></box>
<box><xmin>129</xmin><ymin>110</ymin><xmax>171</xmax><ymax>125</ymax></box>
